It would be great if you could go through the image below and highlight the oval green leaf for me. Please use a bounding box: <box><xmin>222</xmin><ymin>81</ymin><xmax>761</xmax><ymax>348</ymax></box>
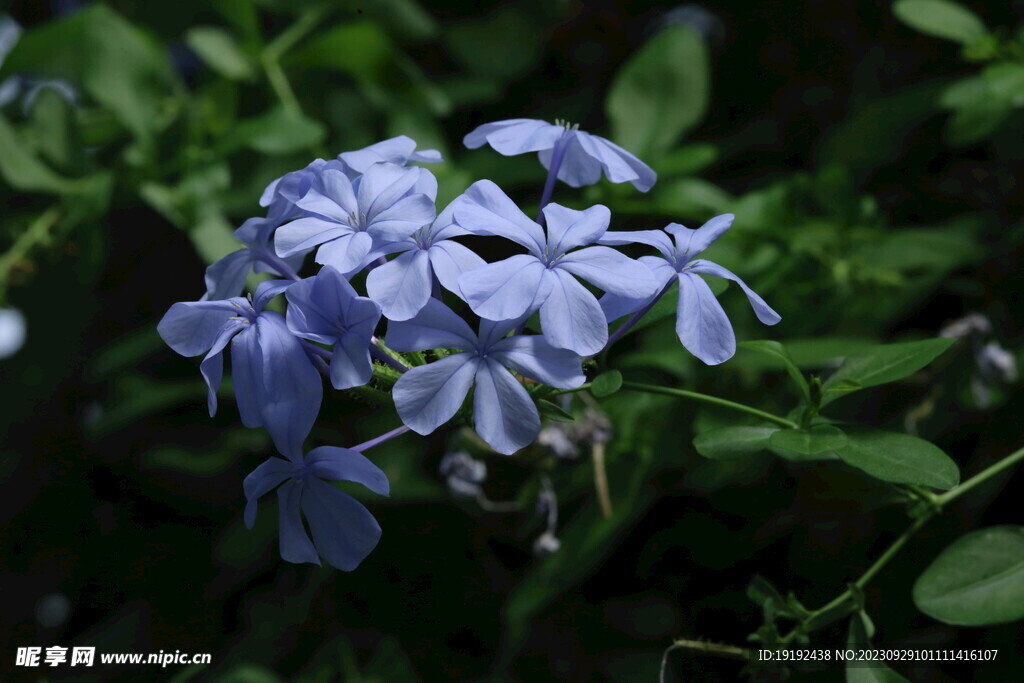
<box><xmin>893</xmin><ymin>0</ymin><xmax>988</xmax><ymax>45</ymax></box>
<box><xmin>914</xmin><ymin>526</ymin><xmax>1024</xmax><ymax>626</ymax></box>
<box><xmin>769</xmin><ymin>424</ymin><xmax>847</xmax><ymax>455</ymax></box>
<box><xmin>591</xmin><ymin>370</ymin><xmax>623</xmax><ymax>398</ymax></box>
<box><xmin>836</xmin><ymin>429</ymin><xmax>959</xmax><ymax>490</ymax></box>
<box><xmin>693</xmin><ymin>425</ymin><xmax>779</xmax><ymax>460</ymax></box>
<box><xmin>821</xmin><ymin>338</ymin><xmax>954</xmax><ymax>406</ymax></box>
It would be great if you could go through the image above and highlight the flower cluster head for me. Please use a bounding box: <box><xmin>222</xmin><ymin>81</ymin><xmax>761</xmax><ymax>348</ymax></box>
<box><xmin>157</xmin><ymin>120</ymin><xmax>779</xmax><ymax>571</ymax></box>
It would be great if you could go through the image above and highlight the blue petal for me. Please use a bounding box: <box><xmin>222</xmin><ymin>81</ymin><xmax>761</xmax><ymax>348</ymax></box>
<box><xmin>453</xmin><ymin>180</ymin><xmax>546</xmax><ymax>255</ymax></box>
<box><xmin>200</xmin><ymin>320</ymin><xmax>245</xmax><ymax>416</ymax></box>
<box><xmin>305</xmin><ymin>446</ymin><xmax>390</xmax><ymax>496</ymax></box>
<box><xmin>385</xmin><ymin>298</ymin><xmax>478</xmax><ymax>352</ymax></box>
<box><xmin>427</xmin><ymin>241</ymin><xmax>486</xmax><ymax>300</ymax></box>
<box><xmin>358</xmin><ymin>163</ymin><xmax>421</xmax><ymax>217</ymax></box>
<box><xmin>339</xmin><ymin>135</ymin><xmax>442</xmax><ymax>174</ymax></box>
<box><xmin>275</xmin><ymin>217</ymin><xmax>351</xmax><ymax>258</ymax></box>
<box><xmin>575</xmin><ymin>131</ymin><xmax>657</xmax><ymax>192</ymax></box>
<box><xmin>463</xmin><ymin>119</ymin><xmax>563</xmax><ymax>155</ymax></box>
<box><xmin>368</xmin><ymin>194</ymin><xmax>437</xmax><ymax>242</ymax></box>
<box><xmin>459</xmin><ymin>254</ymin><xmax>550</xmax><ymax>321</ymax></box>
<box><xmin>301</xmin><ymin>477</ymin><xmax>382</xmax><ymax>571</ymax></box>
<box><xmin>666</xmin><ymin>214</ymin><xmax>734</xmax><ymax>261</ymax></box>
<box><xmin>676</xmin><ymin>272</ymin><xmax>735</xmax><ymax>365</ymax></box>
<box><xmin>489</xmin><ymin>336</ymin><xmax>586</xmax><ymax>389</ymax></box>
<box><xmin>598</xmin><ymin>230</ymin><xmax>676</xmax><ymax>260</ymax></box>
<box><xmin>686</xmin><ymin>259</ymin><xmax>781</xmax><ymax>325</ymax></box>
<box><xmin>366</xmin><ymin>249</ymin><xmax>432</xmax><ymax>321</ymax></box>
<box><xmin>472</xmin><ymin>359</ymin><xmax>540</xmax><ymax>454</ymax></box>
<box><xmin>541</xmin><ymin>203</ymin><xmax>610</xmax><ymax>255</ymax></box>
<box><xmin>538</xmin><ymin>269</ymin><xmax>608</xmax><ymax>355</ymax></box>
<box><xmin>158</xmin><ymin>299</ymin><xmax>243</xmax><ymax>357</ymax></box>
<box><xmin>277</xmin><ymin>479</ymin><xmax>320</xmax><ymax>565</ymax></box>
<box><xmin>539</xmin><ymin>134</ymin><xmax>602</xmax><ymax>188</ymax></box>
<box><xmin>392</xmin><ymin>353</ymin><xmax>479</xmax><ymax>434</ymax></box>
<box><xmin>253</xmin><ymin>279</ymin><xmax>296</xmax><ymax>311</ymax></box>
<box><xmin>203</xmin><ymin>249</ymin><xmax>255</xmax><ymax>301</ymax></box>
<box><xmin>315</xmin><ymin>231</ymin><xmax>373</xmax><ymax>273</ymax></box>
<box><xmin>302</xmin><ymin>169</ymin><xmax>358</xmax><ymax>220</ymax></box>
<box><xmin>234</xmin><ymin>216</ymin><xmax>278</xmax><ymax>247</ymax></box>
<box><xmin>229</xmin><ymin>325</ymin><xmax>265</xmax><ymax>429</ymax></box>
<box><xmin>330</xmin><ymin>334</ymin><xmax>374</xmax><ymax>389</ymax></box>
<box><xmin>243</xmin><ymin>457</ymin><xmax>297</xmax><ymax>528</ymax></box>
<box><xmin>557</xmin><ymin>246</ymin><xmax>658</xmax><ymax>299</ymax></box>
<box><xmin>599</xmin><ymin>256</ymin><xmax>676</xmax><ymax>321</ymax></box>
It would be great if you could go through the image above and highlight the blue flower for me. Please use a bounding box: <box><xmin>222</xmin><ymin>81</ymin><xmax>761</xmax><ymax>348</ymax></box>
<box><xmin>599</xmin><ymin>214</ymin><xmax>781</xmax><ymax>365</ymax></box>
<box><xmin>454</xmin><ymin>180</ymin><xmax>658</xmax><ymax>355</ymax></box>
<box><xmin>464</xmin><ymin>118</ymin><xmax>656</xmax><ymax>191</ymax></box>
<box><xmin>274</xmin><ymin>163</ymin><xmax>437</xmax><ymax>274</ymax></box>
<box><xmin>243</xmin><ymin>446</ymin><xmax>390</xmax><ymax>571</ymax></box>
<box><xmin>365</xmin><ymin>198</ymin><xmax>486</xmax><ymax>321</ymax></box>
<box><xmin>202</xmin><ymin>216</ymin><xmax>305</xmax><ymax>301</ymax></box>
<box><xmin>259</xmin><ymin>136</ymin><xmax>441</xmax><ymax>220</ymax></box>
<box><xmin>157</xmin><ymin>280</ymin><xmax>322</xmax><ymax>459</ymax></box>
<box><xmin>285</xmin><ymin>266</ymin><xmax>382</xmax><ymax>390</ymax></box>
<box><xmin>386</xmin><ymin>299</ymin><xmax>585</xmax><ymax>454</ymax></box>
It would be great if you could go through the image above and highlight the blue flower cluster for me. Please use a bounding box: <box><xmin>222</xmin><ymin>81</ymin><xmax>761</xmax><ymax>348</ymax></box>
<box><xmin>158</xmin><ymin>120</ymin><xmax>779</xmax><ymax>571</ymax></box>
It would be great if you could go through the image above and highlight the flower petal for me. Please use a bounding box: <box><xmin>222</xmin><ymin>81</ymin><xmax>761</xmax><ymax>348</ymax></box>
<box><xmin>358</xmin><ymin>163</ymin><xmax>420</xmax><ymax>218</ymax></box>
<box><xmin>392</xmin><ymin>353</ymin><xmax>479</xmax><ymax>435</ymax></box>
<box><xmin>539</xmin><ymin>269</ymin><xmax>609</xmax><ymax>355</ymax></box>
<box><xmin>315</xmin><ymin>231</ymin><xmax>372</xmax><ymax>273</ymax></box>
<box><xmin>597</xmin><ymin>230</ymin><xmax>675</xmax><ymax>260</ymax></box>
<box><xmin>203</xmin><ymin>249</ymin><xmax>255</xmax><ymax>301</ymax></box>
<box><xmin>459</xmin><ymin>254</ymin><xmax>549</xmax><ymax>321</ymax></box>
<box><xmin>368</xmin><ymin>193</ymin><xmax>436</xmax><ymax>242</ymax></box>
<box><xmin>472</xmin><ymin>359</ymin><xmax>540</xmax><ymax>454</ymax></box>
<box><xmin>463</xmin><ymin>118</ymin><xmax>563</xmax><ymax>155</ymax></box>
<box><xmin>557</xmin><ymin>246</ymin><xmax>658</xmax><ymax>299</ymax></box>
<box><xmin>158</xmin><ymin>299</ymin><xmax>243</xmax><ymax>357</ymax></box>
<box><xmin>676</xmin><ymin>272</ymin><xmax>735</xmax><ymax>365</ymax></box>
<box><xmin>427</xmin><ymin>240</ymin><xmax>487</xmax><ymax>300</ymax></box>
<box><xmin>338</xmin><ymin>135</ymin><xmax>417</xmax><ymax>174</ymax></box>
<box><xmin>243</xmin><ymin>457</ymin><xmax>297</xmax><ymax>528</ymax></box>
<box><xmin>666</xmin><ymin>214</ymin><xmax>734</xmax><ymax>260</ymax></box>
<box><xmin>330</xmin><ymin>333</ymin><xmax>374</xmax><ymax>389</ymax></box>
<box><xmin>385</xmin><ymin>298</ymin><xmax>478</xmax><ymax>352</ymax></box>
<box><xmin>277</xmin><ymin>479</ymin><xmax>320</xmax><ymax>565</ymax></box>
<box><xmin>541</xmin><ymin>203</ymin><xmax>610</xmax><ymax>255</ymax></box>
<box><xmin>540</xmin><ymin>134</ymin><xmax>602</xmax><ymax>188</ymax></box>
<box><xmin>686</xmin><ymin>260</ymin><xmax>781</xmax><ymax>325</ymax></box>
<box><xmin>302</xmin><ymin>478</ymin><xmax>382</xmax><ymax>571</ymax></box>
<box><xmin>366</xmin><ymin>249</ymin><xmax>432</xmax><ymax>321</ymax></box>
<box><xmin>453</xmin><ymin>180</ymin><xmax>545</xmax><ymax>254</ymax></box>
<box><xmin>305</xmin><ymin>446</ymin><xmax>390</xmax><ymax>496</ymax></box>
<box><xmin>489</xmin><ymin>335</ymin><xmax>585</xmax><ymax>389</ymax></box>
<box><xmin>200</xmin><ymin>320</ymin><xmax>245</xmax><ymax>415</ymax></box>
<box><xmin>275</xmin><ymin>217</ymin><xmax>350</xmax><ymax>258</ymax></box>
<box><xmin>229</xmin><ymin>325</ymin><xmax>265</xmax><ymax>429</ymax></box>
<box><xmin>574</xmin><ymin>131</ymin><xmax>657</xmax><ymax>192</ymax></box>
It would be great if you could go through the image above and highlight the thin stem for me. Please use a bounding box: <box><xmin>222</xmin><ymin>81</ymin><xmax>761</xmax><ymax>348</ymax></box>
<box><xmin>590</xmin><ymin>279</ymin><xmax>675</xmax><ymax>360</ymax></box>
<box><xmin>371</xmin><ymin>345</ymin><xmax>409</xmax><ymax>374</ymax></box>
<box><xmin>621</xmin><ymin>381</ymin><xmax>799</xmax><ymax>429</ymax></box>
<box><xmin>262</xmin><ymin>58</ymin><xmax>301</xmax><ymax>116</ymax></box>
<box><xmin>537</xmin><ymin>134</ymin><xmax>570</xmax><ymax>223</ymax></box>
<box><xmin>592</xmin><ymin>441</ymin><xmax>613</xmax><ymax>519</ymax></box>
<box><xmin>937</xmin><ymin>443</ymin><xmax>1024</xmax><ymax>505</ymax></box>
<box><xmin>351</xmin><ymin>425</ymin><xmax>411</xmax><ymax>453</ymax></box>
<box><xmin>263</xmin><ymin>6</ymin><xmax>330</xmax><ymax>62</ymax></box>
<box><xmin>0</xmin><ymin>207</ymin><xmax>61</xmax><ymax>298</ymax></box>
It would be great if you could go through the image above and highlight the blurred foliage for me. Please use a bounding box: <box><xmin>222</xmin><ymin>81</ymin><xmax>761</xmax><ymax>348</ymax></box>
<box><xmin>2</xmin><ymin>0</ymin><xmax>1024</xmax><ymax>681</ymax></box>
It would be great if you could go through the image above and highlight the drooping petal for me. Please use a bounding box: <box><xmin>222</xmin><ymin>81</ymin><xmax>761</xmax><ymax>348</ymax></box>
<box><xmin>338</xmin><ymin>136</ymin><xmax>417</xmax><ymax>174</ymax></box>
<box><xmin>539</xmin><ymin>134</ymin><xmax>602</xmax><ymax>188</ymax></box>
<box><xmin>305</xmin><ymin>446</ymin><xmax>390</xmax><ymax>496</ymax></box>
<box><xmin>666</xmin><ymin>214</ymin><xmax>734</xmax><ymax>261</ymax></box>
<box><xmin>203</xmin><ymin>249</ymin><xmax>255</xmax><ymax>301</ymax></box>
<box><xmin>286</xmin><ymin>268</ymin><xmax>347</xmax><ymax>344</ymax></box>
<box><xmin>301</xmin><ymin>478</ymin><xmax>382</xmax><ymax>571</ymax></box>
<box><xmin>472</xmin><ymin>359</ymin><xmax>540</xmax><ymax>455</ymax></box>
<box><xmin>453</xmin><ymin>180</ymin><xmax>546</xmax><ymax>254</ymax></box>
<box><xmin>158</xmin><ymin>299</ymin><xmax>243</xmax><ymax>357</ymax></box>
<box><xmin>542</xmin><ymin>203</ymin><xmax>611</xmax><ymax>255</ymax></box>
<box><xmin>200</xmin><ymin>320</ymin><xmax>245</xmax><ymax>415</ymax></box>
<box><xmin>489</xmin><ymin>335</ymin><xmax>586</xmax><ymax>389</ymax></box>
<box><xmin>676</xmin><ymin>272</ymin><xmax>735</xmax><ymax>365</ymax></box>
<box><xmin>385</xmin><ymin>298</ymin><xmax>478</xmax><ymax>352</ymax></box>
<box><xmin>392</xmin><ymin>353</ymin><xmax>479</xmax><ymax>435</ymax></box>
<box><xmin>574</xmin><ymin>131</ymin><xmax>657</xmax><ymax>192</ymax></box>
<box><xmin>686</xmin><ymin>259</ymin><xmax>781</xmax><ymax>325</ymax></box>
<box><xmin>598</xmin><ymin>230</ymin><xmax>675</xmax><ymax>260</ymax></box>
<box><xmin>366</xmin><ymin>249</ymin><xmax>432</xmax><ymax>321</ymax></box>
<box><xmin>243</xmin><ymin>457</ymin><xmax>297</xmax><ymax>528</ymax></box>
<box><xmin>253</xmin><ymin>279</ymin><xmax>296</xmax><ymax>311</ymax></box>
<box><xmin>274</xmin><ymin>217</ymin><xmax>350</xmax><ymax>258</ymax></box>
<box><xmin>557</xmin><ymin>246</ymin><xmax>659</xmax><ymax>299</ymax></box>
<box><xmin>277</xmin><ymin>479</ymin><xmax>320</xmax><ymax>565</ymax></box>
<box><xmin>463</xmin><ymin>118</ymin><xmax>564</xmax><ymax>155</ymax></box>
<box><xmin>459</xmin><ymin>254</ymin><xmax>550</xmax><ymax>321</ymax></box>
<box><xmin>229</xmin><ymin>325</ymin><xmax>265</xmax><ymax>429</ymax></box>
<box><xmin>330</xmin><ymin>333</ymin><xmax>374</xmax><ymax>390</ymax></box>
<box><xmin>254</xmin><ymin>312</ymin><xmax>323</xmax><ymax>459</ymax></box>
<box><xmin>538</xmin><ymin>269</ymin><xmax>609</xmax><ymax>356</ymax></box>
<box><xmin>427</xmin><ymin>240</ymin><xmax>487</xmax><ymax>299</ymax></box>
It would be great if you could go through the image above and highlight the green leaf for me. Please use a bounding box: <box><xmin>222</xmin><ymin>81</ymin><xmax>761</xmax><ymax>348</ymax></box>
<box><xmin>693</xmin><ymin>425</ymin><xmax>779</xmax><ymax>460</ymax></box>
<box><xmin>914</xmin><ymin>526</ymin><xmax>1024</xmax><ymax>626</ymax></box>
<box><xmin>289</xmin><ymin>21</ymin><xmax>392</xmax><ymax>78</ymax></box>
<box><xmin>28</xmin><ymin>87</ymin><xmax>82</xmax><ymax>172</ymax></box>
<box><xmin>537</xmin><ymin>399</ymin><xmax>574</xmax><ymax>423</ymax></box>
<box><xmin>185</xmin><ymin>26</ymin><xmax>255</xmax><ymax>80</ymax></box>
<box><xmin>893</xmin><ymin>0</ymin><xmax>988</xmax><ymax>45</ymax></box>
<box><xmin>223</xmin><ymin>107</ymin><xmax>325</xmax><ymax>155</ymax></box>
<box><xmin>0</xmin><ymin>113</ymin><xmax>75</xmax><ymax>194</ymax></box>
<box><xmin>740</xmin><ymin>340</ymin><xmax>811</xmax><ymax>404</ymax></box>
<box><xmin>769</xmin><ymin>425</ymin><xmax>847</xmax><ymax>456</ymax></box>
<box><xmin>846</xmin><ymin>612</ymin><xmax>910</xmax><ymax>683</ymax></box>
<box><xmin>363</xmin><ymin>0</ymin><xmax>439</xmax><ymax>40</ymax></box>
<box><xmin>820</xmin><ymin>338</ymin><xmax>955</xmax><ymax>406</ymax></box>
<box><xmin>591</xmin><ymin>370</ymin><xmax>623</xmax><ymax>398</ymax></box>
<box><xmin>607</xmin><ymin>25</ymin><xmax>709</xmax><ymax>158</ymax></box>
<box><xmin>836</xmin><ymin>429</ymin><xmax>959</xmax><ymax>489</ymax></box>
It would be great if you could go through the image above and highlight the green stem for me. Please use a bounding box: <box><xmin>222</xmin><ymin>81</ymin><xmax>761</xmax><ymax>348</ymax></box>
<box><xmin>0</xmin><ymin>207</ymin><xmax>61</xmax><ymax>299</ymax></box>
<box><xmin>937</xmin><ymin>443</ymin><xmax>1024</xmax><ymax>505</ymax></box>
<box><xmin>620</xmin><ymin>381</ymin><xmax>798</xmax><ymax>429</ymax></box>
<box><xmin>263</xmin><ymin>6</ymin><xmax>330</xmax><ymax>62</ymax></box>
<box><xmin>262</xmin><ymin>58</ymin><xmax>302</xmax><ymax>116</ymax></box>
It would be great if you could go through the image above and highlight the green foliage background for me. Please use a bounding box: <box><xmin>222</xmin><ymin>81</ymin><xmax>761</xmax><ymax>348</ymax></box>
<box><xmin>2</xmin><ymin>0</ymin><xmax>1023</xmax><ymax>680</ymax></box>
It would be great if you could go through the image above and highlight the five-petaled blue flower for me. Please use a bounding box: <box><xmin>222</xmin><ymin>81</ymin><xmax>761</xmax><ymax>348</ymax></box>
<box><xmin>386</xmin><ymin>299</ymin><xmax>585</xmax><ymax>454</ymax></box>
<box><xmin>286</xmin><ymin>266</ymin><xmax>382</xmax><ymax>390</ymax></box>
<box><xmin>157</xmin><ymin>280</ymin><xmax>322</xmax><ymax>459</ymax></box>
<box><xmin>464</xmin><ymin>118</ymin><xmax>656</xmax><ymax>191</ymax></box>
<box><xmin>274</xmin><ymin>163</ymin><xmax>437</xmax><ymax>274</ymax></box>
<box><xmin>244</xmin><ymin>446</ymin><xmax>390</xmax><ymax>571</ymax></box>
<box><xmin>455</xmin><ymin>180</ymin><xmax>658</xmax><ymax>355</ymax></box>
<box><xmin>365</xmin><ymin>198</ymin><xmax>485</xmax><ymax>321</ymax></box>
<box><xmin>599</xmin><ymin>214</ymin><xmax>781</xmax><ymax>365</ymax></box>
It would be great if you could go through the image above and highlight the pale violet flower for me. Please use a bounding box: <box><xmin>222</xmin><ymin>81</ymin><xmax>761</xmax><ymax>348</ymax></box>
<box><xmin>0</xmin><ymin>307</ymin><xmax>26</xmax><ymax>359</ymax></box>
